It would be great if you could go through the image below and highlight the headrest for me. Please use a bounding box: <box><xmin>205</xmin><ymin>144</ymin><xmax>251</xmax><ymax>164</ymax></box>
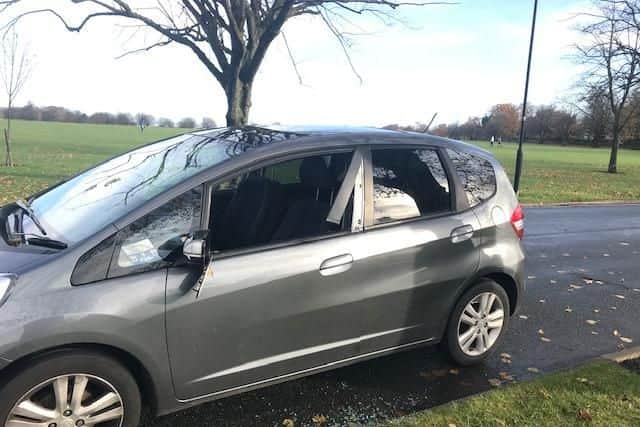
<box><xmin>300</xmin><ymin>157</ymin><xmax>333</xmax><ymax>189</ymax></box>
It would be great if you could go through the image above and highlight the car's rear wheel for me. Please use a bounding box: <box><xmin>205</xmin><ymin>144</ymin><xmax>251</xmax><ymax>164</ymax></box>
<box><xmin>446</xmin><ymin>279</ymin><xmax>510</xmax><ymax>365</ymax></box>
<box><xmin>0</xmin><ymin>350</ymin><xmax>141</xmax><ymax>427</ymax></box>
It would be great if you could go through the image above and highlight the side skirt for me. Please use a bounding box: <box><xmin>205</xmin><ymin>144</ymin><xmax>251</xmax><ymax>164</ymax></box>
<box><xmin>161</xmin><ymin>337</ymin><xmax>437</xmax><ymax>415</ymax></box>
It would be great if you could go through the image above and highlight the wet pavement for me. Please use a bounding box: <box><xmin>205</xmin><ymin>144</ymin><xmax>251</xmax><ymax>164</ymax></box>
<box><xmin>146</xmin><ymin>204</ymin><xmax>640</xmax><ymax>427</ymax></box>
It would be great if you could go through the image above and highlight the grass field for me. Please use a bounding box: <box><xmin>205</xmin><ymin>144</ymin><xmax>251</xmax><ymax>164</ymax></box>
<box><xmin>0</xmin><ymin>120</ymin><xmax>188</xmax><ymax>205</ymax></box>
<box><xmin>0</xmin><ymin>119</ymin><xmax>639</xmax><ymax>205</ymax></box>
<box><xmin>472</xmin><ymin>141</ymin><xmax>640</xmax><ymax>204</ymax></box>
<box><xmin>387</xmin><ymin>361</ymin><xmax>640</xmax><ymax>427</ymax></box>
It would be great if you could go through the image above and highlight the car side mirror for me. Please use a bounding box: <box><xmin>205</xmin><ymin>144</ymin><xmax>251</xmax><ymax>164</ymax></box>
<box><xmin>183</xmin><ymin>230</ymin><xmax>209</xmax><ymax>263</ymax></box>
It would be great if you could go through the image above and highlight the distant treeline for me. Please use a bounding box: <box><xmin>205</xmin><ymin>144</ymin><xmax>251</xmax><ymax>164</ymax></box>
<box><xmin>1</xmin><ymin>102</ymin><xmax>217</xmax><ymax>129</ymax></box>
<box><xmin>385</xmin><ymin>100</ymin><xmax>640</xmax><ymax>150</ymax></box>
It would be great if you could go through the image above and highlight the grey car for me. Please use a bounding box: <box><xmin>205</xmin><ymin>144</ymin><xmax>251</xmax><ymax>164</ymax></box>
<box><xmin>0</xmin><ymin>126</ymin><xmax>525</xmax><ymax>427</ymax></box>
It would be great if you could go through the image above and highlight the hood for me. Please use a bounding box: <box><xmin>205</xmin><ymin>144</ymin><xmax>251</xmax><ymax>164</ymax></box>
<box><xmin>0</xmin><ymin>238</ymin><xmax>56</xmax><ymax>273</ymax></box>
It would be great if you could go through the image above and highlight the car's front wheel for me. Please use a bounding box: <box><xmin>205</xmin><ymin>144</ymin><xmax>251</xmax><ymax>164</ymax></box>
<box><xmin>0</xmin><ymin>350</ymin><xmax>141</xmax><ymax>427</ymax></box>
<box><xmin>446</xmin><ymin>279</ymin><xmax>510</xmax><ymax>365</ymax></box>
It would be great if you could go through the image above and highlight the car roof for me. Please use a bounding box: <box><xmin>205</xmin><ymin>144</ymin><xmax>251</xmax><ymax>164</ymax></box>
<box><xmin>191</xmin><ymin>125</ymin><xmax>490</xmax><ymax>157</ymax></box>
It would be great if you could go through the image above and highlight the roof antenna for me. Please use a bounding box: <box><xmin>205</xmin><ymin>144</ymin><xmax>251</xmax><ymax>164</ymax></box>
<box><xmin>423</xmin><ymin>113</ymin><xmax>438</xmax><ymax>133</ymax></box>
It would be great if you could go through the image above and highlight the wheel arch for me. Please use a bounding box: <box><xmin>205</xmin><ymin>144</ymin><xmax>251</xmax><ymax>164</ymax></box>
<box><xmin>0</xmin><ymin>343</ymin><xmax>159</xmax><ymax>414</ymax></box>
<box><xmin>482</xmin><ymin>272</ymin><xmax>519</xmax><ymax>315</ymax></box>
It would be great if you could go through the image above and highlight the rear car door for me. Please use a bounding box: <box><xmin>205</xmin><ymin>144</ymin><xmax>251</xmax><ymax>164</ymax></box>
<box><xmin>351</xmin><ymin>146</ymin><xmax>481</xmax><ymax>354</ymax></box>
<box><xmin>165</xmin><ymin>148</ymin><xmax>369</xmax><ymax>400</ymax></box>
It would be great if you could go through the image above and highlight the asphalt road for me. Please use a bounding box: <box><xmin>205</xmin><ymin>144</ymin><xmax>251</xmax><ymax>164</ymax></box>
<box><xmin>146</xmin><ymin>204</ymin><xmax>640</xmax><ymax>427</ymax></box>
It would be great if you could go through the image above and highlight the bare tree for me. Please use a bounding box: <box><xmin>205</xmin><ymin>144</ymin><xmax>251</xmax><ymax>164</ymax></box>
<box><xmin>576</xmin><ymin>0</ymin><xmax>640</xmax><ymax>172</ymax></box>
<box><xmin>0</xmin><ymin>1</ymin><xmax>449</xmax><ymax>127</ymax></box>
<box><xmin>0</xmin><ymin>28</ymin><xmax>31</xmax><ymax>167</ymax></box>
<box><xmin>201</xmin><ymin>116</ymin><xmax>217</xmax><ymax>128</ymax></box>
<box><xmin>136</xmin><ymin>112</ymin><xmax>154</xmax><ymax>132</ymax></box>
<box><xmin>178</xmin><ymin>116</ymin><xmax>197</xmax><ymax>128</ymax></box>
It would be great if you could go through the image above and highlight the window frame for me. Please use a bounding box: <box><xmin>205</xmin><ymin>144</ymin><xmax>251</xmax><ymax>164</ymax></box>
<box><xmin>362</xmin><ymin>144</ymin><xmax>467</xmax><ymax>230</ymax></box>
<box><xmin>203</xmin><ymin>146</ymin><xmax>367</xmax><ymax>261</ymax></box>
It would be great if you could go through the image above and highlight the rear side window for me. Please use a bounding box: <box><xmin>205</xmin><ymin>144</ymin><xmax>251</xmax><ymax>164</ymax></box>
<box><xmin>447</xmin><ymin>149</ymin><xmax>497</xmax><ymax>207</ymax></box>
<box><xmin>371</xmin><ymin>148</ymin><xmax>451</xmax><ymax>224</ymax></box>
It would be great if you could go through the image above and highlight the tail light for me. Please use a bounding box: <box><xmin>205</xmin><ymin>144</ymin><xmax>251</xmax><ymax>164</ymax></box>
<box><xmin>510</xmin><ymin>204</ymin><xmax>525</xmax><ymax>240</ymax></box>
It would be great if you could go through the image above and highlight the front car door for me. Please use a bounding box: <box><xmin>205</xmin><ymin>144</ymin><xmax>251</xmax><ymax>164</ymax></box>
<box><xmin>350</xmin><ymin>145</ymin><xmax>481</xmax><ymax>354</ymax></box>
<box><xmin>165</xmin><ymin>147</ymin><xmax>369</xmax><ymax>400</ymax></box>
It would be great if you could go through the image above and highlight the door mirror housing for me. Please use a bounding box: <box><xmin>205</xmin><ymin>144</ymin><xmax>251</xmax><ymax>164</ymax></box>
<box><xmin>183</xmin><ymin>230</ymin><xmax>208</xmax><ymax>262</ymax></box>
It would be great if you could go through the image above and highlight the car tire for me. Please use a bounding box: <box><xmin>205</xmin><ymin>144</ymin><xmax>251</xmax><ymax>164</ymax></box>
<box><xmin>0</xmin><ymin>349</ymin><xmax>141</xmax><ymax>427</ymax></box>
<box><xmin>446</xmin><ymin>279</ymin><xmax>510</xmax><ymax>366</ymax></box>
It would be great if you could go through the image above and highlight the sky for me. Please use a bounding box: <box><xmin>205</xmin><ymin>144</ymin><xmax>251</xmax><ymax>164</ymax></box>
<box><xmin>6</xmin><ymin>0</ymin><xmax>589</xmax><ymax>127</ymax></box>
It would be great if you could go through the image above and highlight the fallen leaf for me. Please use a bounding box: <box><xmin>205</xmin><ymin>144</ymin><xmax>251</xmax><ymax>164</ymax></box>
<box><xmin>311</xmin><ymin>414</ymin><xmax>328</xmax><ymax>425</ymax></box>
<box><xmin>283</xmin><ymin>419</ymin><xmax>295</xmax><ymax>427</ymax></box>
<box><xmin>432</xmin><ymin>369</ymin><xmax>448</xmax><ymax>377</ymax></box>
<box><xmin>540</xmin><ymin>337</ymin><xmax>552</xmax><ymax>343</ymax></box>
<box><xmin>527</xmin><ymin>367</ymin><xmax>540</xmax><ymax>373</ymax></box>
<box><xmin>577</xmin><ymin>408</ymin><xmax>593</xmax><ymax>422</ymax></box>
<box><xmin>488</xmin><ymin>378</ymin><xmax>502</xmax><ymax>387</ymax></box>
<box><xmin>586</xmin><ymin>320</ymin><xmax>599</xmax><ymax>326</ymax></box>
<box><xmin>540</xmin><ymin>388</ymin><xmax>552</xmax><ymax>399</ymax></box>
<box><xmin>499</xmin><ymin>371</ymin><xmax>515</xmax><ymax>381</ymax></box>
<box><xmin>614</xmin><ymin>294</ymin><xmax>625</xmax><ymax>300</ymax></box>
<box><xmin>620</xmin><ymin>337</ymin><xmax>633</xmax><ymax>344</ymax></box>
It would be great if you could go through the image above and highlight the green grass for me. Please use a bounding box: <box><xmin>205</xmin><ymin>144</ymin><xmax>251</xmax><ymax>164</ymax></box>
<box><xmin>387</xmin><ymin>361</ymin><xmax>640</xmax><ymax>427</ymax></box>
<box><xmin>471</xmin><ymin>141</ymin><xmax>640</xmax><ymax>204</ymax></box>
<box><xmin>0</xmin><ymin>120</ymin><xmax>188</xmax><ymax>205</ymax></box>
<box><xmin>0</xmin><ymin>120</ymin><xmax>639</xmax><ymax>204</ymax></box>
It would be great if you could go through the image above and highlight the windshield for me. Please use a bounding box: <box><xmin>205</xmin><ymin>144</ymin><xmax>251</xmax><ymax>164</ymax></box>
<box><xmin>22</xmin><ymin>133</ymin><xmax>232</xmax><ymax>244</ymax></box>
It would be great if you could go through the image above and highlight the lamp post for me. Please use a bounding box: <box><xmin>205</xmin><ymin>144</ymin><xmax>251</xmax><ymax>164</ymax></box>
<box><xmin>513</xmin><ymin>0</ymin><xmax>539</xmax><ymax>194</ymax></box>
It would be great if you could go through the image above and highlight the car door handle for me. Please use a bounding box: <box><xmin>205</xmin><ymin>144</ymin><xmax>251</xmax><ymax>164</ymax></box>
<box><xmin>319</xmin><ymin>254</ymin><xmax>354</xmax><ymax>276</ymax></box>
<box><xmin>451</xmin><ymin>225</ymin><xmax>474</xmax><ymax>244</ymax></box>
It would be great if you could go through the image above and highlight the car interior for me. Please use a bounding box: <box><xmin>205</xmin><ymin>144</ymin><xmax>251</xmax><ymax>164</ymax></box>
<box><xmin>209</xmin><ymin>152</ymin><xmax>354</xmax><ymax>253</ymax></box>
<box><xmin>372</xmin><ymin>149</ymin><xmax>451</xmax><ymax>216</ymax></box>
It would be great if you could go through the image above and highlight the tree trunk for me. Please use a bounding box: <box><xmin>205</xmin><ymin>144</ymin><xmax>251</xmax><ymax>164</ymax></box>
<box><xmin>608</xmin><ymin>129</ymin><xmax>619</xmax><ymax>173</ymax></box>
<box><xmin>4</xmin><ymin>103</ymin><xmax>13</xmax><ymax>167</ymax></box>
<box><xmin>225</xmin><ymin>78</ymin><xmax>253</xmax><ymax>127</ymax></box>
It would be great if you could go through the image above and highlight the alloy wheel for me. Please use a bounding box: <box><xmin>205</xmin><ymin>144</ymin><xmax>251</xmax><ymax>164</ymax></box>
<box><xmin>6</xmin><ymin>374</ymin><xmax>124</xmax><ymax>427</ymax></box>
<box><xmin>457</xmin><ymin>292</ymin><xmax>505</xmax><ymax>357</ymax></box>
